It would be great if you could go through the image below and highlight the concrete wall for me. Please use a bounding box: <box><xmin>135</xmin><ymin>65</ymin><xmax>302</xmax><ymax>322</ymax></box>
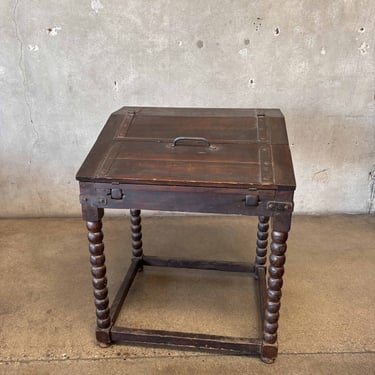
<box><xmin>1</xmin><ymin>0</ymin><xmax>374</xmax><ymax>217</ymax></box>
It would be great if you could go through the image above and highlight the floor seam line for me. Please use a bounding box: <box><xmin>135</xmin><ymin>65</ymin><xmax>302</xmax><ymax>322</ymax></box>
<box><xmin>1</xmin><ymin>351</ymin><xmax>374</xmax><ymax>364</ymax></box>
<box><xmin>280</xmin><ymin>351</ymin><xmax>375</xmax><ymax>356</ymax></box>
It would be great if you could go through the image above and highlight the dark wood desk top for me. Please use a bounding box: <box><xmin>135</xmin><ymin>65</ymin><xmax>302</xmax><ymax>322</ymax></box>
<box><xmin>76</xmin><ymin>107</ymin><xmax>295</xmax><ymax>191</ymax></box>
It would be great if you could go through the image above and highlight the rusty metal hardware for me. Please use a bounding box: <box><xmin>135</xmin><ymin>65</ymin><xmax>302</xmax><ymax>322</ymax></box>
<box><xmin>266</xmin><ymin>201</ymin><xmax>293</xmax><ymax>211</ymax></box>
<box><xmin>80</xmin><ymin>195</ymin><xmax>107</xmax><ymax>206</ymax></box>
<box><xmin>245</xmin><ymin>194</ymin><xmax>259</xmax><ymax>206</ymax></box>
<box><xmin>172</xmin><ymin>136</ymin><xmax>210</xmax><ymax>147</ymax></box>
<box><xmin>171</xmin><ymin>136</ymin><xmax>217</xmax><ymax>150</ymax></box>
<box><xmin>80</xmin><ymin>189</ymin><xmax>125</xmax><ymax>206</ymax></box>
<box><xmin>111</xmin><ymin>188</ymin><xmax>124</xmax><ymax>200</ymax></box>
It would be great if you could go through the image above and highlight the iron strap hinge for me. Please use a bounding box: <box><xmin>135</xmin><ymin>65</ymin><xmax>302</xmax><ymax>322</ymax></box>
<box><xmin>80</xmin><ymin>195</ymin><xmax>108</xmax><ymax>206</ymax></box>
<box><xmin>266</xmin><ymin>201</ymin><xmax>293</xmax><ymax>212</ymax></box>
<box><xmin>80</xmin><ymin>188</ymin><xmax>125</xmax><ymax>206</ymax></box>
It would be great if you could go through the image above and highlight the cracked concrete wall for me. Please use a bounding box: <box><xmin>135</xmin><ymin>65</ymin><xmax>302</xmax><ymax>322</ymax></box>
<box><xmin>1</xmin><ymin>0</ymin><xmax>374</xmax><ymax>217</ymax></box>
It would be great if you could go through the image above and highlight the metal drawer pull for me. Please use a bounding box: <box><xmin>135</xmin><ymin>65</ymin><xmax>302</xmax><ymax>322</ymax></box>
<box><xmin>172</xmin><ymin>137</ymin><xmax>211</xmax><ymax>147</ymax></box>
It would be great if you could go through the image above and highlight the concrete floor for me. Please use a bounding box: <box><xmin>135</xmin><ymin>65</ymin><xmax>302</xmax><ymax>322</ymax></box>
<box><xmin>0</xmin><ymin>215</ymin><xmax>374</xmax><ymax>374</ymax></box>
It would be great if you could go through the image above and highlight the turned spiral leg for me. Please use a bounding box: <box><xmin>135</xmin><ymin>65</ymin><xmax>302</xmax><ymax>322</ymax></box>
<box><xmin>255</xmin><ymin>216</ymin><xmax>270</xmax><ymax>268</ymax></box>
<box><xmin>261</xmin><ymin>230</ymin><xmax>288</xmax><ymax>363</ymax></box>
<box><xmin>130</xmin><ymin>208</ymin><xmax>143</xmax><ymax>258</ymax></box>
<box><xmin>87</xmin><ymin>215</ymin><xmax>111</xmax><ymax>345</ymax></box>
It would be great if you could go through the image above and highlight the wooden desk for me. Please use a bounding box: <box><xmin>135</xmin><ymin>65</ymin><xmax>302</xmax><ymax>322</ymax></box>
<box><xmin>76</xmin><ymin>107</ymin><xmax>296</xmax><ymax>363</ymax></box>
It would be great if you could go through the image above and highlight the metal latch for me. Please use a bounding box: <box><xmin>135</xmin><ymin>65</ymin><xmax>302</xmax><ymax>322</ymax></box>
<box><xmin>110</xmin><ymin>188</ymin><xmax>123</xmax><ymax>200</ymax></box>
<box><xmin>245</xmin><ymin>194</ymin><xmax>259</xmax><ymax>206</ymax></box>
<box><xmin>79</xmin><ymin>195</ymin><xmax>107</xmax><ymax>206</ymax></box>
<box><xmin>267</xmin><ymin>201</ymin><xmax>293</xmax><ymax>211</ymax></box>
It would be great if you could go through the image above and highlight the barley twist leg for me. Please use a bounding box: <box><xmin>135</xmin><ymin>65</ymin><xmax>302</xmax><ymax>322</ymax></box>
<box><xmin>255</xmin><ymin>216</ymin><xmax>270</xmax><ymax>274</ymax></box>
<box><xmin>87</xmin><ymin>214</ymin><xmax>111</xmax><ymax>346</ymax></box>
<box><xmin>261</xmin><ymin>230</ymin><xmax>288</xmax><ymax>363</ymax></box>
<box><xmin>130</xmin><ymin>209</ymin><xmax>143</xmax><ymax>272</ymax></box>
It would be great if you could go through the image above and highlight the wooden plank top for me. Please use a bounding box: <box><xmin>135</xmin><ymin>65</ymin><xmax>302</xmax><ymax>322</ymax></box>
<box><xmin>76</xmin><ymin>107</ymin><xmax>296</xmax><ymax>190</ymax></box>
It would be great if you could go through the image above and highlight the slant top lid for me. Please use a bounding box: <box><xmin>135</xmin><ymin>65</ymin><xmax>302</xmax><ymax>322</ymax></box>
<box><xmin>76</xmin><ymin>107</ymin><xmax>296</xmax><ymax>190</ymax></box>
